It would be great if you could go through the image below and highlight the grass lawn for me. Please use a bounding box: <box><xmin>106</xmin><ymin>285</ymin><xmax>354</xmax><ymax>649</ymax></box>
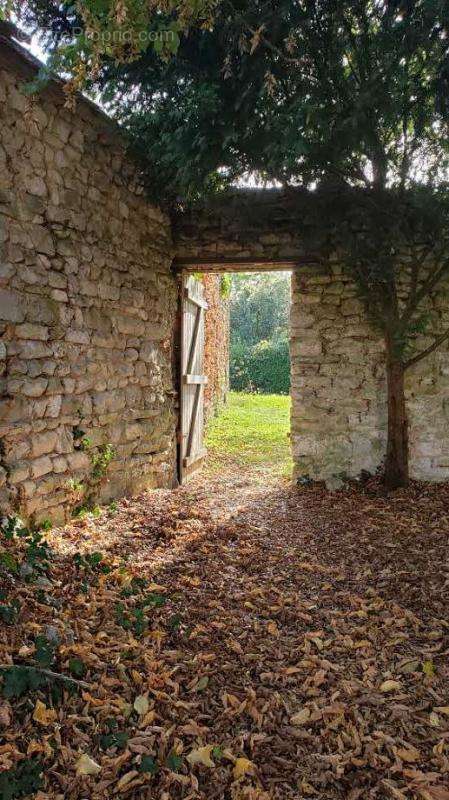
<box><xmin>205</xmin><ymin>391</ymin><xmax>292</xmax><ymax>479</ymax></box>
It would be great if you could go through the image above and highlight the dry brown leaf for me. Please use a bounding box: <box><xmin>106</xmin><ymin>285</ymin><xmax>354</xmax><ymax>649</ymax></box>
<box><xmin>186</xmin><ymin>745</ymin><xmax>215</xmax><ymax>768</ymax></box>
<box><xmin>133</xmin><ymin>694</ymin><xmax>149</xmax><ymax>715</ymax></box>
<box><xmin>76</xmin><ymin>753</ymin><xmax>102</xmax><ymax>776</ymax></box>
<box><xmin>395</xmin><ymin>746</ymin><xmax>420</xmax><ymax>763</ymax></box>
<box><xmin>267</xmin><ymin>621</ymin><xmax>279</xmax><ymax>636</ymax></box>
<box><xmin>32</xmin><ymin>700</ymin><xmax>56</xmax><ymax>726</ymax></box>
<box><xmin>233</xmin><ymin>757</ymin><xmax>255</xmax><ymax>779</ymax></box>
<box><xmin>290</xmin><ymin>708</ymin><xmax>311</xmax><ymax>726</ymax></box>
<box><xmin>380</xmin><ymin>680</ymin><xmax>401</xmax><ymax>693</ymax></box>
<box><xmin>0</xmin><ymin>704</ymin><xmax>11</xmax><ymax>728</ymax></box>
<box><xmin>115</xmin><ymin>770</ymin><xmax>139</xmax><ymax>791</ymax></box>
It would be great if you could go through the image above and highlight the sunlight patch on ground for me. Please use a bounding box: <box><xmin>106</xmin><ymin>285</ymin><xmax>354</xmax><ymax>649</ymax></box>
<box><xmin>205</xmin><ymin>391</ymin><xmax>292</xmax><ymax>479</ymax></box>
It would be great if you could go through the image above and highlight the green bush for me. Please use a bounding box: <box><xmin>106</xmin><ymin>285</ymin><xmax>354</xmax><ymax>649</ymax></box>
<box><xmin>230</xmin><ymin>334</ymin><xmax>290</xmax><ymax>394</ymax></box>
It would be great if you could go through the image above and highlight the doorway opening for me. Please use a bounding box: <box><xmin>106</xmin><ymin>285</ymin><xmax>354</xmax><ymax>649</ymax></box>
<box><xmin>178</xmin><ymin>270</ymin><xmax>293</xmax><ymax>485</ymax></box>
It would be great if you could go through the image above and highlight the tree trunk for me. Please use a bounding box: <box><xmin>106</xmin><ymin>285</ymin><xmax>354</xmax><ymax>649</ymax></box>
<box><xmin>384</xmin><ymin>335</ymin><xmax>409</xmax><ymax>489</ymax></box>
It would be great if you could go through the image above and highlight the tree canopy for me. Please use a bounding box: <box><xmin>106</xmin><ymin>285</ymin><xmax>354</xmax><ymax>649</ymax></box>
<box><xmin>230</xmin><ymin>272</ymin><xmax>290</xmax><ymax>349</ymax></box>
<box><xmin>7</xmin><ymin>0</ymin><xmax>449</xmax><ymax>200</ymax></box>
<box><xmin>229</xmin><ymin>273</ymin><xmax>291</xmax><ymax>395</ymax></box>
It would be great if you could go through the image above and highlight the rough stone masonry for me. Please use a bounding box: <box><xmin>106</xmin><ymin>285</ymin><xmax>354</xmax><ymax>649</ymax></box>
<box><xmin>175</xmin><ymin>193</ymin><xmax>449</xmax><ymax>485</ymax></box>
<box><xmin>2</xmin><ymin>32</ymin><xmax>449</xmax><ymax>526</ymax></box>
<box><xmin>0</xmin><ymin>37</ymin><xmax>178</xmax><ymax>524</ymax></box>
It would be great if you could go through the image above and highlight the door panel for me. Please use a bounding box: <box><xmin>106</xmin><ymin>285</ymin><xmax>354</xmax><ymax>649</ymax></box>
<box><xmin>180</xmin><ymin>276</ymin><xmax>208</xmax><ymax>482</ymax></box>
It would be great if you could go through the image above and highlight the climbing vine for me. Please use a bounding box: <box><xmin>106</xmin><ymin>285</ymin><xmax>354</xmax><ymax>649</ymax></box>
<box><xmin>69</xmin><ymin>429</ymin><xmax>115</xmax><ymax>517</ymax></box>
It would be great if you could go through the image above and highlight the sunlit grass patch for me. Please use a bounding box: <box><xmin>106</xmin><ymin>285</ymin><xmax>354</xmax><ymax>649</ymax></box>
<box><xmin>205</xmin><ymin>391</ymin><xmax>292</xmax><ymax>479</ymax></box>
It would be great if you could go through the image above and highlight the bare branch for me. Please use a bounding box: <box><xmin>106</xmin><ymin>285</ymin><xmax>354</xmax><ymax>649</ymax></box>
<box><xmin>222</xmin><ymin>0</ymin><xmax>319</xmax><ymax>80</ymax></box>
<box><xmin>402</xmin><ymin>244</ymin><xmax>434</xmax><ymax>321</ymax></box>
<box><xmin>0</xmin><ymin>664</ymin><xmax>91</xmax><ymax>689</ymax></box>
<box><xmin>404</xmin><ymin>327</ymin><xmax>449</xmax><ymax>371</ymax></box>
<box><xmin>401</xmin><ymin>255</ymin><xmax>449</xmax><ymax>325</ymax></box>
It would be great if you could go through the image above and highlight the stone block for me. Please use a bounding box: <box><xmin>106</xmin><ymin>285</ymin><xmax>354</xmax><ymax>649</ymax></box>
<box><xmin>44</xmin><ymin>395</ymin><xmax>63</xmax><ymax>418</ymax></box>
<box><xmin>25</xmin><ymin>297</ymin><xmax>58</xmax><ymax>325</ymax></box>
<box><xmin>31</xmin><ymin>456</ymin><xmax>53</xmax><ymax>478</ymax></box>
<box><xmin>0</xmin><ymin>289</ymin><xmax>24</xmax><ymax>322</ymax></box>
<box><xmin>16</xmin><ymin>323</ymin><xmax>49</xmax><ymax>340</ymax></box>
<box><xmin>67</xmin><ymin>451</ymin><xmax>90</xmax><ymax>471</ymax></box>
<box><xmin>21</xmin><ymin>480</ymin><xmax>36</xmax><ymax>499</ymax></box>
<box><xmin>26</xmin><ymin>177</ymin><xmax>47</xmax><ymax>197</ymax></box>
<box><xmin>66</xmin><ymin>328</ymin><xmax>90</xmax><ymax>345</ymax></box>
<box><xmin>31</xmin><ymin>431</ymin><xmax>58</xmax><ymax>458</ymax></box>
<box><xmin>22</xmin><ymin>377</ymin><xmax>49</xmax><ymax>397</ymax></box>
<box><xmin>20</xmin><ymin>341</ymin><xmax>52</xmax><ymax>360</ymax></box>
<box><xmin>52</xmin><ymin>456</ymin><xmax>68</xmax><ymax>473</ymax></box>
<box><xmin>140</xmin><ymin>341</ymin><xmax>157</xmax><ymax>362</ymax></box>
<box><xmin>51</xmin><ymin>290</ymin><xmax>68</xmax><ymax>303</ymax></box>
<box><xmin>99</xmin><ymin>283</ymin><xmax>120</xmax><ymax>301</ymax></box>
<box><xmin>114</xmin><ymin>314</ymin><xmax>145</xmax><ymax>337</ymax></box>
<box><xmin>48</xmin><ymin>271</ymin><xmax>67</xmax><ymax>289</ymax></box>
<box><xmin>8</xmin><ymin>462</ymin><xmax>30</xmax><ymax>483</ymax></box>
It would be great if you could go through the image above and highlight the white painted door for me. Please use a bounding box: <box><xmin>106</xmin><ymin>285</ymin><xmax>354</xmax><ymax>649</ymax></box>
<box><xmin>180</xmin><ymin>276</ymin><xmax>208</xmax><ymax>482</ymax></box>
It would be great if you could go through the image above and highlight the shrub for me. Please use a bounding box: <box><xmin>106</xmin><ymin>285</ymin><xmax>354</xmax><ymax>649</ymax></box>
<box><xmin>230</xmin><ymin>334</ymin><xmax>290</xmax><ymax>394</ymax></box>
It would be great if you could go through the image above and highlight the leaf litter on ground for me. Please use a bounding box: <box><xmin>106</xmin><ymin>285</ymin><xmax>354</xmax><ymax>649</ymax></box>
<box><xmin>0</xmin><ymin>469</ymin><xmax>448</xmax><ymax>799</ymax></box>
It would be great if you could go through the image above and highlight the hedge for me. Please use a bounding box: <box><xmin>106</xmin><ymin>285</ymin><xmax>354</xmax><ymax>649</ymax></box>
<box><xmin>230</xmin><ymin>334</ymin><xmax>290</xmax><ymax>394</ymax></box>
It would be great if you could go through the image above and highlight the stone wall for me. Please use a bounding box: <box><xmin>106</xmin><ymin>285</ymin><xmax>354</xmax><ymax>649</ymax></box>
<box><xmin>290</xmin><ymin>263</ymin><xmax>449</xmax><ymax>485</ymax></box>
<box><xmin>174</xmin><ymin>189</ymin><xmax>321</xmax><ymax>268</ymax></box>
<box><xmin>1</xmin><ymin>30</ymin><xmax>448</xmax><ymax>518</ymax></box>
<box><xmin>202</xmin><ymin>274</ymin><xmax>229</xmax><ymax>420</ymax></box>
<box><xmin>175</xmin><ymin>194</ymin><xmax>449</xmax><ymax>484</ymax></box>
<box><xmin>0</xmin><ymin>37</ymin><xmax>177</xmax><ymax>524</ymax></box>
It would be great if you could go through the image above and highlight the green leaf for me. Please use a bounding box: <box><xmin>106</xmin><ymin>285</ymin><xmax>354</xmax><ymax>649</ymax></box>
<box><xmin>167</xmin><ymin>614</ymin><xmax>181</xmax><ymax>631</ymax></box>
<box><xmin>1</xmin><ymin>667</ymin><xmax>47</xmax><ymax>699</ymax></box>
<box><xmin>153</xmin><ymin>37</ymin><xmax>163</xmax><ymax>55</ymax></box>
<box><xmin>0</xmin><ymin>600</ymin><xmax>20</xmax><ymax>625</ymax></box>
<box><xmin>34</xmin><ymin>635</ymin><xmax>55</xmax><ymax>668</ymax></box>
<box><xmin>69</xmin><ymin>658</ymin><xmax>86</xmax><ymax>678</ymax></box>
<box><xmin>139</xmin><ymin>755</ymin><xmax>158</xmax><ymax>774</ymax></box>
<box><xmin>166</xmin><ymin>752</ymin><xmax>183</xmax><ymax>772</ymax></box>
<box><xmin>99</xmin><ymin>731</ymin><xmax>129</xmax><ymax>750</ymax></box>
<box><xmin>0</xmin><ymin>758</ymin><xmax>43</xmax><ymax>799</ymax></box>
<box><xmin>144</xmin><ymin>592</ymin><xmax>166</xmax><ymax>608</ymax></box>
<box><xmin>0</xmin><ymin>552</ymin><xmax>18</xmax><ymax>574</ymax></box>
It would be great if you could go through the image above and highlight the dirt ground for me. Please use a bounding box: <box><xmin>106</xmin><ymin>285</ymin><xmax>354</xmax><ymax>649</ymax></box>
<box><xmin>1</xmin><ymin>464</ymin><xmax>449</xmax><ymax>799</ymax></box>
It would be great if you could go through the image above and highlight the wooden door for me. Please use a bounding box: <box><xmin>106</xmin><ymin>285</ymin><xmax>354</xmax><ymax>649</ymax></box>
<box><xmin>179</xmin><ymin>276</ymin><xmax>208</xmax><ymax>483</ymax></box>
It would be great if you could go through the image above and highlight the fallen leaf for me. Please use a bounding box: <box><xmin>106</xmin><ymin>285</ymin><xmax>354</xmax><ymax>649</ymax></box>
<box><xmin>398</xmin><ymin>659</ymin><xmax>420</xmax><ymax>674</ymax></box>
<box><xmin>427</xmin><ymin>788</ymin><xmax>449</xmax><ymax>800</ymax></box>
<box><xmin>187</xmin><ymin>745</ymin><xmax>215</xmax><ymax>768</ymax></box>
<box><xmin>395</xmin><ymin>746</ymin><xmax>420</xmax><ymax>763</ymax></box>
<box><xmin>0</xmin><ymin>704</ymin><xmax>11</xmax><ymax>727</ymax></box>
<box><xmin>380</xmin><ymin>680</ymin><xmax>401</xmax><ymax>693</ymax></box>
<box><xmin>290</xmin><ymin>707</ymin><xmax>311</xmax><ymax>726</ymax></box>
<box><xmin>33</xmin><ymin>700</ymin><xmax>56</xmax><ymax>726</ymax></box>
<box><xmin>133</xmin><ymin>695</ymin><xmax>149</xmax><ymax>715</ymax></box>
<box><xmin>115</xmin><ymin>770</ymin><xmax>139</xmax><ymax>790</ymax></box>
<box><xmin>233</xmin><ymin>757</ymin><xmax>255</xmax><ymax>779</ymax></box>
<box><xmin>76</xmin><ymin>753</ymin><xmax>101</xmax><ymax>776</ymax></box>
